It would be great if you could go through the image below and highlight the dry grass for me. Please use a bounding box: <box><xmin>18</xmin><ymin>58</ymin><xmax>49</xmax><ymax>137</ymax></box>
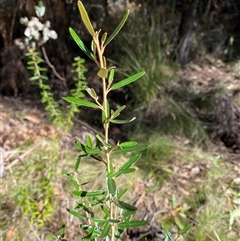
<box><xmin>1</xmin><ymin>134</ymin><xmax>240</xmax><ymax>241</ymax></box>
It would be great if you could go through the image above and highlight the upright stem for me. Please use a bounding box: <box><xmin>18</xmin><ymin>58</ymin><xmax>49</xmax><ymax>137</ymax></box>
<box><xmin>95</xmin><ymin>35</ymin><xmax>116</xmax><ymax>240</ymax></box>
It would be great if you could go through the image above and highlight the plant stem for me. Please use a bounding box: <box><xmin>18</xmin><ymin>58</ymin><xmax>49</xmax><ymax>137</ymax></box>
<box><xmin>94</xmin><ymin>33</ymin><xmax>116</xmax><ymax>241</ymax></box>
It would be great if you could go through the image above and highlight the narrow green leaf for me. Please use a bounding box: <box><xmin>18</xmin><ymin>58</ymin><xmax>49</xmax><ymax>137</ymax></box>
<box><xmin>110</xmin><ymin>71</ymin><xmax>145</xmax><ymax>90</ymax></box>
<box><xmin>91</xmin><ymin>217</ymin><xmax>105</xmax><ymax>225</ymax></box>
<box><xmin>67</xmin><ymin>173</ymin><xmax>79</xmax><ymax>190</ymax></box>
<box><xmin>77</xmin><ymin>1</ymin><xmax>95</xmax><ymax>37</ymax></box>
<box><xmin>85</xmin><ymin>87</ymin><xmax>97</xmax><ymax>99</ymax></box>
<box><xmin>116</xmin><ymin>168</ymin><xmax>136</xmax><ymax>177</ymax></box>
<box><xmin>29</xmin><ymin>76</ymin><xmax>39</xmax><ymax>81</ymax></box>
<box><xmin>110</xmin><ymin>117</ymin><xmax>136</xmax><ymax>124</ymax></box>
<box><xmin>112</xmin><ymin>105</ymin><xmax>126</xmax><ymax>119</ymax></box>
<box><xmin>86</xmin><ymin>135</ymin><xmax>93</xmax><ymax>148</ymax></box>
<box><xmin>26</xmin><ymin>66</ymin><xmax>35</xmax><ymax>70</ymax></box>
<box><xmin>96</xmin><ymin>134</ymin><xmax>104</xmax><ymax>143</ymax></box>
<box><xmin>69</xmin><ymin>27</ymin><xmax>94</xmax><ymax>60</ymax></box>
<box><xmin>119</xmin><ymin>154</ymin><xmax>141</xmax><ymax>170</ymax></box>
<box><xmin>104</xmin><ymin>10</ymin><xmax>129</xmax><ymax>46</ymax></box>
<box><xmin>90</xmin><ymin>154</ymin><xmax>104</xmax><ymax>162</ymax></box>
<box><xmin>108</xmin><ymin>68</ymin><xmax>115</xmax><ymax>87</ymax></box>
<box><xmin>162</xmin><ymin>221</ymin><xmax>171</xmax><ymax>239</ymax></box>
<box><xmin>120</xmin><ymin>141</ymin><xmax>137</xmax><ymax>148</ymax></box>
<box><xmin>113</xmin><ymin>144</ymin><xmax>148</xmax><ymax>154</ymax></box>
<box><xmin>180</xmin><ymin>223</ymin><xmax>193</xmax><ymax>234</ymax></box>
<box><xmin>60</xmin><ymin>223</ymin><xmax>66</xmax><ymax>237</ymax></box>
<box><xmin>101</xmin><ymin>32</ymin><xmax>108</xmax><ymax>45</ymax></box>
<box><xmin>75</xmin><ymin>140</ymin><xmax>85</xmax><ymax>151</ymax></box>
<box><xmin>107</xmin><ymin>177</ymin><xmax>116</xmax><ymax>195</ymax></box>
<box><xmin>101</xmin><ymin>205</ymin><xmax>110</xmax><ymax>216</ymax></box>
<box><xmin>108</xmin><ymin>219</ymin><xmax>120</xmax><ymax>224</ymax></box>
<box><xmin>100</xmin><ymin>220</ymin><xmax>111</xmax><ymax>238</ymax></box>
<box><xmin>97</xmin><ymin>67</ymin><xmax>108</xmax><ymax>78</ymax></box>
<box><xmin>119</xmin><ymin>154</ymin><xmax>141</xmax><ymax>171</ymax></box>
<box><xmin>63</xmin><ymin>96</ymin><xmax>99</xmax><ymax>109</ymax></box>
<box><xmin>67</xmin><ymin>209</ymin><xmax>85</xmax><ymax>219</ymax></box>
<box><xmin>75</xmin><ymin>156</ymin><xmax>81</xmax><ymax>171</ymax></box>
<box><xmin>46</xmin><ymin>234</ymin><xmax>58</xmax><ymax>239</ymax></box>
<box><xmin>76</xmin><ymin>201</ymin><xmax>92</xmax><ymax>213</ymax></box>
<box><xmin>38</xmin><ymin>67</ymin><xmax>48</xmax><ymax>71</ymax></box>
<box><xmin>117</xmin><ymin>188</ymin><xmax>128</xmax><ymax>199</ymax></box>
<box><xmin>118</xmin><ymin>220</ymin><xmax>148</xmax><ymax>229</ymax></box>
<box><xmin>40</xmin><ymin>74</ymin><xmax>48</xmax><ymax>79</ymax></box>
<box><xmin>72</xmin><ymin>190</ymin><xmax>105</xmax><ymax>197</ymax></box>
<box><xmin>75</xmin><ymin>141</ymin><xmax>102</xmax><ymax>155</ymax></box>
<box><xmin>114</xmin><ymin>200</ymin><xmax>137</xmax><ymax>211</ymax></box>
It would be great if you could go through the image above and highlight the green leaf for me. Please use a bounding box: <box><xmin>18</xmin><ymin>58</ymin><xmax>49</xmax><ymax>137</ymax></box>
<box><xmin>63</xmin><ymin>96</ymin><xmax>99</xmax><ymax>109</ymax></box>
<box><xmin>29</xmin><ymin>76</ymin><xmax>39</xmax><ymax>81</ymax></box>
<box><xmin>114</xmin><ymin>200</ymin><xmax>137</xmax><ymax>211</ymax></box>
<box><xmin>67</xmin><ymin>209</ymin><xmax>85</xmax><ymax>219</ymax></box>
<box><xmin>112</xmin><ymin>105</ymin><xmax>126</xmax><ymax>119</ymax></box>
<box><xmin>116</xmin><ymin>168</ymin><xmax>136</xmax><ymax>177</ymax></box>
<box><xmin>91</xmin><ymin>217</ymin><xmax>105</xmax><ymax>225</ymax></box>
<box><xmin>100</xmin><ymin>220</ymin><xmax>111</xmax><ymax>238</ymax></box>
<box><xmin>77</xmin><ymin>1</ymin><xmax>95</xmax><ymax>37</ymax></box>
<box><xmin>117</xmin><ymin>188</ymin><xmax>128</xmax><ymax>199</ymax></box>
<box><xmin>96</xmin><ymin>134</ymin><xmax>104</xmax><ymax>143</ymax></box>
<box><xmin>104</xmin><ymin>10</ymin><xmax>129</xmax><ymax>46</ymax></box>
<box><xmin>108</xmin><ymin>219</ymin><xmax>120</xmax><ymax>224</ymax></box>
<box><xmin>46</xmin><ymin>234</ymin><xmax>58</xmax><ymax>239</ymax></box>
<box><xmin>108</xmin><ymin>68</ymin><xmax>115</xmax><ymax>87</ymax></box>
<box><xmin>101</xmin><ymin>32</ymin><xmax>108</xmax><ymax>45</ymax></box>
<box><xmin>97</xmin><ymin>67</ymin><xmax>108</xmax><ymax>78</ymax></box>
<box><xmin>69</xmin><ymin>27</ymin><xmax>94</xmax><ymax>60</ymax></box>
<box><xmin>85</xmin><ymin>87</ymin><xmax>98</xmax><ymax>99</ymax></box>
<box><xmin>110</xmin><ymin>117</ymin><xmax>136</xmax><ymax>124</ymax></box>
<box><xmin>101</xmin><ymin>205</ymin><xmax>110</xmax><ymax>216</ymax></box>
<box><xmin>40</xmin><ymin>75</ymin><xmax>48</xmax><ymax>80</ymax></box>
<box><xmin>72</xmin><ymin>190</ymin><xmax>105</xmax><ymax>197</ymax></box>
<box><xmin>113</xmin><ymin>144</ymin><xmax>148</xmax><ymax>154</ymax></box>
<box><xmin>76</xmin><ymin>201</ymin><xmax>92</xmax><ymax>213</ymax></box>
<box><xmin>180</xmin><ymin>223</ymin><xmax>193</xmax><ymax>234</ymax></box>
<box><xmin>107</xmin><ymin>177</ymin><xmax>116</xmax><ymax>195</ymax></box>
<box><xmin>119</xmin><ymin>154</ymin><xmax>141</xmax><ymax>171</ymax></box>
<box><xmin>86</xmin><ymin>135</ymin><xmax>93</xmax><ymax>148</ymax></box>
<box><xmin>75</xmin><ymin>156</ymin><xmax>81</xmax><ymax>171</ymax></box>
<box><xmin>67</xmin><ymin>173</ymin><xmax>79</xmax><ymax>190</ymax></box>
<box><xmin>120</xmin><ymin>141</ymin><xmax>137</xmax><ymax>148</ymax></box>
<box><xmin>118</xmin><ymin>220</ymin><xmax>148</xmax><ymax>229</ymax></box>
<box><xmin>162</xmin><ymin>221</ymin><xmax>171</xmax><ymax>239</ymax></box>
<box><xmin>60</xmin><ymin>223</ymin><xmax>66</xmax><ymax>238</ymax></box>
<box><xmin>75</xmin><ymin>141</ymin><xmax>102</xmax><ymax>155</ymax></box>
<box><xmin>110</xmin><ymin>71</ymin><xmax>145</xmax><ymax>90</ymax></box>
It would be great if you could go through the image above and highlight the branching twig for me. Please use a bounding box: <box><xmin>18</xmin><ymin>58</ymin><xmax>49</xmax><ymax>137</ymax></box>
<box><xmin>41</xmin><ymin>46</ymin><xmax>66</xmax><ymax>83</ymax></box>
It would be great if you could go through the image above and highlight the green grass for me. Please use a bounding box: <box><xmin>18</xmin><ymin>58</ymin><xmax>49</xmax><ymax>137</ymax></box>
<box><xmin>1</xmin><ymin>134</ymin><xmax>239</xmax><ymax>241</ymax></box>
<box><xmin>1</xmin><ymin>138</ymin><xmax>139</xmax><ymax>241</ymax></box>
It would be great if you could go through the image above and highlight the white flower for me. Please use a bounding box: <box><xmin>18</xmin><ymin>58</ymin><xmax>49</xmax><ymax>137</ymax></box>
<box><xmin>45</xmin><ymin>20</ymin><xmax>51</xmax><ymax>28</ymax></box>
<box><xmin>20</xmin><ymin>17</ymin><xmax>28</xmax><ymax>25</ymax></box>
<box><xmin>49</xmin><ymin>30</ymin><xmax>58</xmax><ymax>39</ymax></box>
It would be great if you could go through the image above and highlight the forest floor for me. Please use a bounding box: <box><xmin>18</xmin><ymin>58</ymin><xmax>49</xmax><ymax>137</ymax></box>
<box><xmin>1</xmin><ymin>59</ymin><xmax>240</xmax><ymax>241</ymax></box>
